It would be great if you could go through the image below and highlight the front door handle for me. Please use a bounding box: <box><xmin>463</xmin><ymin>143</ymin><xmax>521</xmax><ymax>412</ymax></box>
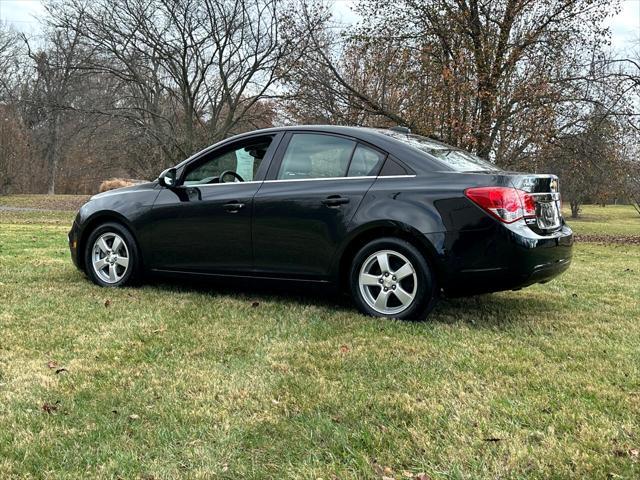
<box><xmin>223</xmin><ymin>201</ymin><xmax>245</xmax><ymax>213</ymax></box>
<box><xmin>322</xmin><ymin>195</ymin><xmax>350</xmax><ymax>207</ymax></box>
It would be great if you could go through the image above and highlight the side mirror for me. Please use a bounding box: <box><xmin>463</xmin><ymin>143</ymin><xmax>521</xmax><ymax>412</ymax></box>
<box><xmin>158</xmin><ymin>168</ymin><xmax>177</xmax><ymax>187</ymax></box>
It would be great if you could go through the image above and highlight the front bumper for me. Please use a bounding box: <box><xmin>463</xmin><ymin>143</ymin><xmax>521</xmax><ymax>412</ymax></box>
<box><xmin>68</xmin><ymin>220</ymin><xmax>81</xmax><ymax>269</ymax></box>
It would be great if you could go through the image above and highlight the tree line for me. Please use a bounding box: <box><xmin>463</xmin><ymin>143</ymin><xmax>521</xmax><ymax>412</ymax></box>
<box><xmin>0</xmin><ymin>0</ymin><xmax>638</xmax><ymax>216</ymax></box>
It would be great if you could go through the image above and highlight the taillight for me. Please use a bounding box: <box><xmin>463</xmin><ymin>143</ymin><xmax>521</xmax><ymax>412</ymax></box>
<box><xmin>465</xmin><ymin>186</ymin><xmax>535</xmax><ymax>223</ymax></box>
<box><xmin>517</xmin><ymin>190</ymin><xmax>536</xmax><ymax>218</ymax></box>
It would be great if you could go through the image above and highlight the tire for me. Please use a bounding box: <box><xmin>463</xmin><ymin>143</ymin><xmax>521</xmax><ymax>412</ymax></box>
<box><xmin>84</xmin><ymin>222</ymin><xmax>140</xmax><ymax>287</ymax></box>
<box><xmin>349</xmin><ymin>237</ymin><xmax>437</xmax><ymax>320</ymax></box>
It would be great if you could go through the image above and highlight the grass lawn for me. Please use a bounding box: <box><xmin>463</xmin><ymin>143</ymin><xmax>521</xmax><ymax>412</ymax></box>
<box><xmin>1</xmin><ymin>197</ymin><xmax>639</xmax><ymax>479</ymax></box>
<box><xmin>562</xmin><ymin>204</ymin><xmax>640</xmax><ymax>237</ymax></box>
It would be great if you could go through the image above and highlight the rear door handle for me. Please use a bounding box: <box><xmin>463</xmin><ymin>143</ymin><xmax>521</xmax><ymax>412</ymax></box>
<box><xmin>223</xmin><ymin>201</ymin><xmax>245</xmax><ymax>213</ymax></box>
<box><xmin>322</xmin><ymin>195</ymin><xmax>350</xmax><ymax>207</ymax></box>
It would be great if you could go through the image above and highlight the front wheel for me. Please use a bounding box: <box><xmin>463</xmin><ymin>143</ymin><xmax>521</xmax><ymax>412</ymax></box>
<box><xmin>84</xmin><ymin>222</ymin><xmax>140</xmax><ymax>287</ymax></box>
<box><xmin>349</xmin><ymin>237</ymin><xmax>437</xmax><ymax>320</ymax></box>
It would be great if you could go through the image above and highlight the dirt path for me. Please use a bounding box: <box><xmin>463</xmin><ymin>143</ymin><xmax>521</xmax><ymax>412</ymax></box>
<box><xmin>0</xmin><ymin>206</ymin><xmax>57</xmax><ymax>212</ymax></box>
<box><xmin>0</xmin><ymin>195</ymin><xmax>90</xmax><ymax>211</ymax></box>
<box><xmin>574</xmin><ymin>234</ymin><xmax>640</xmax><ymax>245</ymax></box>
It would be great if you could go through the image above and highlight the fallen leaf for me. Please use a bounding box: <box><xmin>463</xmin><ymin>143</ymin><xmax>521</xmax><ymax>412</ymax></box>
<box><xmin>372</xmin><ymin>461</ymin><xmax>384</xmax><ymax>476</ymax></box>
<box><xmin>383</xmin><ymin>466</ymin><xmax>393</xmax><ymax>474</ymax></box>
<box><xmin>415</xmin><ymin>475</ymin><xmax>431</xmax><ymax>480</ymax></box>
<box><xmin>42</xmin><ymin>401</ymin><xmax>59</xmax><ymax>414</ymax></box>
<box><xmin>46</xmin><ymin>361</ymin><xmax>58</xmax><ymax>369</ymax></box>
<box><xmin>402</xmin><ymin>472</ymin><xmax>412</xmax><ymax>478</ymax></box>
<box><xmin>104</xmin><ymin>299</ymin><xmax>111</xmax><ymax>308</ymax></box>
<box><xmin>339</xmin><ymin>344</ymin><xmax>350</xmax><ymax>353</ymax></box>
<box><xmin>128</xmin><ymin>414</ymin><xmax>139</xmax><ymax>420</ymax></box>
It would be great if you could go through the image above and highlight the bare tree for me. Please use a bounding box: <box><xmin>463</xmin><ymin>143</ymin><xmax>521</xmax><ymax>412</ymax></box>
<box><xmin>0</xmin><ymin>26</ymin><xmax>29</xmax><ymax>194</ymax></box>
<box><xmin>287</xmin><ymin>0</ymin><xmax>628</xmax><ymax>166</ymax></box>
<box><xmin>20</xmin><ymin>12</ymin><xmax>93</xmax><ymax>194</ymax></box>
<box><xmin>542</xmin><ymin>106</ymin><xmax>628</xmax><ymax>217</ymax></box>
<box><xmin>46</xmin><ymin>0</ymin><xmax>309</xmax><ymax>176</ymax></box>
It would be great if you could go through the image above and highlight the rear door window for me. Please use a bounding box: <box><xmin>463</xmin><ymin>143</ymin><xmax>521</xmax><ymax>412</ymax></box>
<box><xmin>277</xmin><ymin>134</ymin><xmax>356</xmax><ymax>180</ymax></box>
<box><xmin>347</xmin><ymin>144</ymin><xmax>386</xmax><ymax>177</ymax></box>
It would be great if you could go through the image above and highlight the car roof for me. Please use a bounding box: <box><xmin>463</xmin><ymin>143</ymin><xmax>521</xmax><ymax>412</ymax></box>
<box><xmin>177</xmin><ymin>125</ymin><xmax>449</xmax><ymax>173</ymax></box>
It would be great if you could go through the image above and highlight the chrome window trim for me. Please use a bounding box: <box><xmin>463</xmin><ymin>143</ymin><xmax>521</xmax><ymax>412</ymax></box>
<box><xmin>262</xmin><ymin>174</ymin><xmax>415</xmax><ymax>184</ymax></box>
<box><xmin>376</xmin><ymin>175</ymin><xmax>417</xmax><ymax>179</ymax></box>
<box><xmin>264</xmin><ymin>176</ymin><xmax>376</xmax><ymax>183</ymax></box>
<box><xmin>186</xmin><ymin>180</ymin><xmax>262</xmax><ymax>187</ymax></box>
<box><xmin>186</xmin><ymin>174</ymin><xmax>416</xmax><ymax>188</ymax></box>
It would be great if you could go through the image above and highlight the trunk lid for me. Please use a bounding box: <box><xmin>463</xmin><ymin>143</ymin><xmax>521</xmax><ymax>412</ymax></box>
<box><xmin>504</xmin><ymin>173</ymin><xmax>563</xmax><ymax>233</ymax></box>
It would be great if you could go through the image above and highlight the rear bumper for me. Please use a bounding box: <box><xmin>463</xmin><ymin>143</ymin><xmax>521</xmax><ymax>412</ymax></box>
<box><xmin>426</xmin><ymin>222</ymin><xmax>574</xmax><ymax>296</ymax></box>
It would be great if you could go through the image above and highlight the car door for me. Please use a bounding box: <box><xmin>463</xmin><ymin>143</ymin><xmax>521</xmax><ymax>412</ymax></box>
<box><xmin>252</xmin><ymin>132</ymin><xmax>387</xmax><ymax>279</ymax></box>
<box><xmin>149</xmin><ymin>133</ymin><xmax>281</xmax><ymax>274</ymax></box>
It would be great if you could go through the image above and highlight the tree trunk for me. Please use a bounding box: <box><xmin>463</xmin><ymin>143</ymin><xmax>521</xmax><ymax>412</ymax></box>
<box><xmin>570</xmin><ymin>200</ymin><xmax>580</xmax><ymax>218</ymax></box>
<box><xmin>475</xmin><ymin>90</ymin><xmax>494</xmax><ymax>158</ymax></box>
<box><xmin>46</xmin><ymin>114</ymin><xmax>61</xmax><ymax>195</ymax></box>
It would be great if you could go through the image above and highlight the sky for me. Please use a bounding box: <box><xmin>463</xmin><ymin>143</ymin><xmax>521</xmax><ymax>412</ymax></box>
<box><xmin>0</xmin><ymin>0</ymin><xmax>638</xmax><ymax>54</ymax></box>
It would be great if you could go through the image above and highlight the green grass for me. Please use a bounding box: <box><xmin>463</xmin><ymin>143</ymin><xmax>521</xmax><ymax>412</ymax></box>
<box><xmin>563</xmin><ymin>204</ymin><xmax>640</xmax><ymax>237</ymax></box>
<box><xmin>0</xmin><ymin>199</ymin><xmax>639</xmax><ymax>479</ymax></box>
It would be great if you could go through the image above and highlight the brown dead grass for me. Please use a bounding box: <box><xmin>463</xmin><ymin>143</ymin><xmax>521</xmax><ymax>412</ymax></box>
<box><xmin>98</xmin><ymin>178</ymin><xmax>141</xmax><ymax>192</ymax></box>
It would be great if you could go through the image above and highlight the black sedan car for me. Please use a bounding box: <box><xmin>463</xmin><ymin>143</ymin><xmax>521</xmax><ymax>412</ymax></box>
<box><xmin>69</xmin><ymin>126</ymin><xmax>573</xmax><ymax>320</ymax></box>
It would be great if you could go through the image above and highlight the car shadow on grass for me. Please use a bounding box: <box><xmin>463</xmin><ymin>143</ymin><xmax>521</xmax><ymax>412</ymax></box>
<box><xmin>145</xmin><ymin>273</ymin><xmax>354</xmax><ymax>310</ymax></box>
<box><xmin>431</xmin><ymin>293</ymin><xmax>554</xmax><ymax>328</ymax></box>
<box><xmin>143</xmin><ymin>273</ymin><xmax>550</xmax><ymax>329</ymax></box>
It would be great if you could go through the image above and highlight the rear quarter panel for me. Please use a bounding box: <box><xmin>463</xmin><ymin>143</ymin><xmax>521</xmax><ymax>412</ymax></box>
<box><xmin>342</xmin><ymin>172</ymin><xmax>525</xmax><ymax>287</ymax></box>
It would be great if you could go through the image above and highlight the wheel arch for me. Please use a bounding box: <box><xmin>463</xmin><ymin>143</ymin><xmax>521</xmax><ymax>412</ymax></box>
<box><xmin>77</xmin><ymin>211</ymin><xmax>141</xmax><ymax>271</ymax></box>
<box><xmin>335</xmin><ymin>221</ymin><xmax>442</xmax><ymax>291</ymax></box>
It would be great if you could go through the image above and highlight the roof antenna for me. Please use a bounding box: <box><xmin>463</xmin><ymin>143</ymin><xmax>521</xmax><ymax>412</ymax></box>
<box><xmin>389</xmin><ymin>126</ymin><xmax>411</xmax><ymax>134</ymax></box>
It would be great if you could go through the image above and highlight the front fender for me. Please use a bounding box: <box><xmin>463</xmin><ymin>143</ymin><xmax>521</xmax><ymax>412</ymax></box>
<box><xmin>75</xmin><ymin>183</ymin><xmax>161</xmax><ymax>269</ymax></box>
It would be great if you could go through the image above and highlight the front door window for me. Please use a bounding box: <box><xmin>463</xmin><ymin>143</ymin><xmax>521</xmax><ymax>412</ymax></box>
<box><xmin>184</xmin><ymin>137</ymin><xmax>273</xmax><ymax>185</ymax></box>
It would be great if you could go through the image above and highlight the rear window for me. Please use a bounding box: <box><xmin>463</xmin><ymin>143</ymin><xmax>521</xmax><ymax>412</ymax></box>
<box><xmin>379</xmin><ymin>130</ymin><xmax>501</xmax><ymax>172</ymax></box>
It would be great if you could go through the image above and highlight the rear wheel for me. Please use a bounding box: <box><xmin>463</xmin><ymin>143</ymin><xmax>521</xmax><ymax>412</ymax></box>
<box><xmin>84</xmin><ymin>222</ymin><xmax>139</xmax><ymax>287</ymax></box>
<box><xmin>349</xmin><ymin>237</ymin><xmax>437</xmax><ymax>320</ymax></box>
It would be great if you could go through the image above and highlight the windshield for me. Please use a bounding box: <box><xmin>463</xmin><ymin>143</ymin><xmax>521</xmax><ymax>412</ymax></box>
<box><xmin>379</xmin><ymin>130</ymin><xmax>501</xmax><ymax>172</ymax></box>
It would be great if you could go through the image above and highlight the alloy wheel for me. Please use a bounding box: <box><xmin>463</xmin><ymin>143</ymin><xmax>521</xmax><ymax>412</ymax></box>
<box><xmin>91</xmin><ymin>232</ymin><xmax>130</xmax><ymax>284</ymax></box>
<box><xmin>358</xmin><ymin>249</ymin><xmax>418</xmax><ymax>315</ymax></box>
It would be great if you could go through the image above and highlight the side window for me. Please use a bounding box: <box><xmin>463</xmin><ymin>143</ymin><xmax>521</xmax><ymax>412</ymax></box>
<box><xmin>347</xmin><ymin>144</ymin><xmax>386</xmax><ymax>177</ymax></box>
<box><xmin>379</xmin><ymin>157</ymin><xmax>411</xmax><ymax>176</ymax></box>
<box><xmin>277</xmin><ymin>134</ymin><xmax>356</xmax><ymax>180</ymax></box>
<box><xmin>184</xmin><ymin>137</ymin><xmax>273</xmax><ymax>185</ymax></box>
